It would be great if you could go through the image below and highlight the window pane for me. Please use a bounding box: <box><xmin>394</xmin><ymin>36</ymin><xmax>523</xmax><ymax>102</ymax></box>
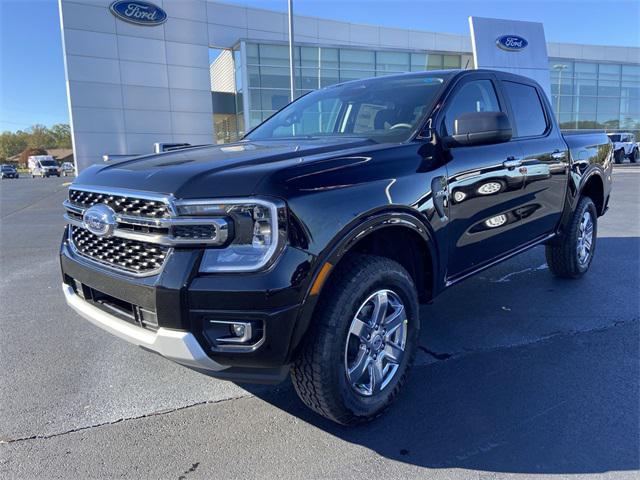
<box><xmin>298</xmin><ymin>67</ymin><xmax>320</xmax><ymax>90</ymax></box>
<box><xmin>259</xmin><ymin>44</ymin><xmax>289</xmax><ymax>67</ymax></box>
<box><xmin>621</xmin><ymin>81</ymin><xmax>640</xmax><ymax>98</ymax></box>
<box><xmin>443</xmin><ymin>79</ymin><xmax>500</xmax><ymax>135</ymax></box>
<box><xmin>596</xmin><ymin>111</ymin><xmax>619</xmax><ymax>128</ymax></box>
<box><xmin>574</xmin><ymin>96</ymin><xmax>597</xmax><ymax>112</ymax></box>
<box><xmin>549</xmin><ymin>59</ymin><xmax>574</xmax><ymax>74</ymax></box>
<box><xmin>340</xmin><ymin>69</ymin><xmax>375</xmax><ymax>82</ymax></box>
<box><xmin>300</xmin><ymin>47</ymin><xmax>319</xmax><ymax>68</ymax></box>
<box><xmin>410</xmin><ymin>53</ymin><xmax>427</xmax><ymax>71</ymax></box>
<box><xmin>260</xmin><ymin>89</ymin><xmax>290</xmax><ymax>111</ymax></box>
<box><xmin>247</xmin><ymin>66</ymin><xmax>260</xmax><ymax>88</ymax></box>
<box><xmin>376</xmin><ymin>51</ymin><xmax>409</xmax><ymax>72</ymax></box>
<box><xmin>551</xmin><ymin>80</ymin><xmax>573</xmax><ymax>95</ymax></box>
<box><xmin>443</xmin><ymin>55</ymin><xmax>461</xmax><ymax>69</ymax></box>
<box><xmin>320</xmin><ymin>70</ymin><xmax>340</xmax><ymax>87</ymax></box>
<box><xmin>620</xmin><ymin>97</ymin><xmax>640</xmax><ymax>115</ymax></box>
<box><xmin>575</xmin><ymin>62</ymin><xmax>597</xmax><ymax>79</ymax></box>
<box><xmin>622</xmin><ymin>65</ymin><xmax>640</xmax><ymax>81</ymax></box>
<box><xmin>249</xmin><ymin>88</ymin><xmax>261</xmax><ymax>110</ymax></box>
<box><xmin>320</xmin><ymin>48</ymin><xmax>339</xmax><ymax>69</ymax></box>
<box><xmin>259</xmin><ymin>66</ymin><xmax>289</xmax><ymax>88</ymax></box>
<box><xmin>598</xmin><ymin>63</ymin><xmax>620</xmax><ymax>81</ymax></box>
<box><xmin>503</xmin><ymin>81</ymin><xmax>547</xmax><ymax>137</ymax></box>
<box><xmin>246</xmin><ymin>43</ymin><xmax>259</xmax><ymax>65</ymax></box>
<box><xmin>340</xmin><ymin>49</ymin><xmax>375</xmax><ymax>70</ymax></box>
<box><xmin>551</xmin><ymin>95</ymin><xmax>573</xmax><ymax>112</ymax></box>
<box><xmin>427</xmin><ymin>54</ymin><xmax>443</xmax><ymax>70</ymax></box>
<box><xmin>598</xmin><ymin>80</ymin><xmax>620</xmax><ymax>97</ymax></box>
<box><xmin>575</xmin><ymin>78</ymin><xmax>597</xmax><ymax>96</ymax></box>
<box><xmin>597</xmin><ymin>97</ymin><xmax>620</xmax><ymax>114</ymax></box>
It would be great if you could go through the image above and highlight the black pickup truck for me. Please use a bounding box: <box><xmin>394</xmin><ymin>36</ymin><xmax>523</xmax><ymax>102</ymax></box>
<box><xmin>60</xmin><ymin>69</ymin><xmax>612</xmax><ymax>425</ymax></box>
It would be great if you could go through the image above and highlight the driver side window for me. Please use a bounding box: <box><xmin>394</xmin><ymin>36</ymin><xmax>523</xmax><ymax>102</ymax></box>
<box><xmin>443</xmin><ymin>80</ymin><xmax>501</xmax><ymax>135</ymax></box>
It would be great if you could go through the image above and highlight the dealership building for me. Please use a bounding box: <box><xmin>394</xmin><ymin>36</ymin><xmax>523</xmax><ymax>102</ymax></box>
<box><xmin>58</xmin><ymin>0</ymin><xmax>640</xmax><ymax>171</ymax></box>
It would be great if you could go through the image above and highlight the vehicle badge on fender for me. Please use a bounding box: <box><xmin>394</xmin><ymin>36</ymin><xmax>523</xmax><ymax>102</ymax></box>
<box><xmin>496</xmin><ymin>35</ymin><xmax>528</xmax><ymax>51</ymax></box>
<box><xmin>83</xmin><ymin>204</ymin><xmax>117</xmax><ymax>238</ymax></box>
<box><xmin>109</xmin><ymin>1</ymin><xmax>167</xmax><ymax>26</ymax></box>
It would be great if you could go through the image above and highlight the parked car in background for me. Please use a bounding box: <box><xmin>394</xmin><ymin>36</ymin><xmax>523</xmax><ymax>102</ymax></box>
<box><xmin>0</xmin><ymin>164</ymin><xmax>19</xmax><ymax>179</ymax></box>
<box><xmin>61</xmin><ymin>162</ymin><xmax>75</xmax><ymax>177</ymax></box>
<box><xmin>29</xmin><ymin>155</ymin><xmax>61</xmax><ymax>178</ymax></box>
<box><xmin>60</xmin><ymin>70</ymin><xmax>613</xmax><ymax>425</ymax></box>
<box><xmin>607</xmin><ymin>132</ymin><xmax>638</xmax><ymax>163</ymax></box>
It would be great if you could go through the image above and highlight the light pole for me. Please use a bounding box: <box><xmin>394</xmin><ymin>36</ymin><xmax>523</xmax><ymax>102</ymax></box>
<box><xmin>553</xmin><ymin>64</ymin><xmax>568</xmax><ymax>120</ymax></box>
<box><xmin>287</xmin><ymin>0</ymin><xmax>296</xmax><ymax>102</ymax></box>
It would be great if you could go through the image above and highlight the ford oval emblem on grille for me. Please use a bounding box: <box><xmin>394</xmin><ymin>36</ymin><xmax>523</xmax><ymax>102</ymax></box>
<box><xmin>496</xmin><ymin>35</ymin><xmax>528</xmax><ymax>52</ymax></box>
<box><xmin>83</xmin><ymin>204</ymin><xmax>117</xmax><ymax>237</ymax></box>
<box><xmin>109</xmin><ymin>1</ymin><xmax>167</xmax><ymax>26</ymax></box>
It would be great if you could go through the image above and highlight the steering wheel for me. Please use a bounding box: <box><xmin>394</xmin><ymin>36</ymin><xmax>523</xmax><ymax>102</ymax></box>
<box><xmin>389</xmin><ymin>123</ymin><xmax>412</xmax><ymax>130</ymax></box>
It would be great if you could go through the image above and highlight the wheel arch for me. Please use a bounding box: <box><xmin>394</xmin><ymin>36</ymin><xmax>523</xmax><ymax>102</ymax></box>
<box><xmin>579</xmin><ymin>170</ymin><xmax>605</xmax><ymax>216</ymax></box>
<box><xmin>286</xmin><ymin>209</ymin><xmax>440</xmax><ymax>361</ymax></box>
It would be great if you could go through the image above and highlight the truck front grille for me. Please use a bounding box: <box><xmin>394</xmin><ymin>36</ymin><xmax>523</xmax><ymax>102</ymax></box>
<box><xmin>69</xmin><ymin>189</ymin><xmax>170</xmax><ymax>218</ymax></box>
<box><xmin>70</xmin><ymin>226</ymin><xmax>169</xmax><ymax>275</ymax></box>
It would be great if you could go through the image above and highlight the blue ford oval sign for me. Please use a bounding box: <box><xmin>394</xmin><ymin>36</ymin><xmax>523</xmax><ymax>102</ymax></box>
<box><xmin>496</xmin><ymin>35</ymin><xmax>528</xmax><ymax>52</ymax></box>
<box><xmin>109</xmin><ymin>1</ymin><xmax>167</xmax><ymax>26</ymax></box>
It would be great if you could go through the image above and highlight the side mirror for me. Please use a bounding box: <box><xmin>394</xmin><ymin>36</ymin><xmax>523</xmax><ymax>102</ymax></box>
<box><xmin>445</xmin><ymin>111</ymin><xmax>512</xmax><ymax>147</ymax></box>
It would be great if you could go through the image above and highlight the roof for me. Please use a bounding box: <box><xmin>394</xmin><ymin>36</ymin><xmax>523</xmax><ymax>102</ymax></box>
<box><xmin>46</xmin><ymin>149</ymin><xmax>74</xmax><ymax>160</ymax></box>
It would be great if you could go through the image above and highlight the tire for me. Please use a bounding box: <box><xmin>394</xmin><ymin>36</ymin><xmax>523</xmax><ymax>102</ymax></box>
<box><xmin>291</xmin><ymin>254</ymin><xmax>420</xmax><ymax>425</ymax></box>
<box><xmin>630</xmin><ymin>148</ymin><xmax>639</xmax><ymax>163</ymax></box>
<box><xmin>614</xmin><ymin>149</ymin><xmax>624</xmax><ymax>164</ymax></box>
<box><xmin>545</xmin><ymin>196</ymin><xmax>598</xmax><ymax>279</ymax></box>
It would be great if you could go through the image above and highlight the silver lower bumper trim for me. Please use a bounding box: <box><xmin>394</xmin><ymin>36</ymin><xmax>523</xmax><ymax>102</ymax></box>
<box><xmin>62</xmin><ymin>283</ymin><xmax>227</xmax><ymax>372</ymax></box>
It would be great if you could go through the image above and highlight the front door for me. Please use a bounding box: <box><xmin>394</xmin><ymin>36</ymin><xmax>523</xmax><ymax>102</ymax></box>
<box><xmin>440</xmin><ymin>75</ymin><xmax>528</xmax><ymax>280</ymax></box>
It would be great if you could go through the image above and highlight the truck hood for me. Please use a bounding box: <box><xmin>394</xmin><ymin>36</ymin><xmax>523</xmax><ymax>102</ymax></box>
<box><xmin>75</xmin><ymin>138</ymin><xmax>374</xmax><ymax>199</ymax></box>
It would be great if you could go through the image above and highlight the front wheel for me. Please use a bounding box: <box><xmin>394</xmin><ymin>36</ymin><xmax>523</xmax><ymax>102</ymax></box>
<box><xmin>545</xmin><ymin>196</ymin><xmax>597</xmax><ymax>278</ymax></box>
<box><xmin>291</xmin><ymin>254</ymin><xmax>420</xmax><ymax>425</ymax></box>
<box><xmin>614</xmin><ymin>149</ymin><xmax>624</xmax><ymax>164</ymax></box>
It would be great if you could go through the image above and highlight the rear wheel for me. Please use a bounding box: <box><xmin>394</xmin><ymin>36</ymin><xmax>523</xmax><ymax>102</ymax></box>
<box><xmin>545</xmin><ymin>196</ymin><xmax>597</xmax><ymax>278</ymax></box>
<box><xmin>630</xmin><ymin>148</ymin><xmax>638</xmax><ymax>163</ymax></box>
<box><xmin>291</xmin><ymin>254</ymin><xmax>420</xmax><ymax>425</ymax></box>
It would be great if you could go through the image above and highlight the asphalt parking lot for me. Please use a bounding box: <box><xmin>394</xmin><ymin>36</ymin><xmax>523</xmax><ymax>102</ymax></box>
<box><xmin>0</xmin><ymin>169</ymin><xmax>638</xmax><ymax>479</ymax></box>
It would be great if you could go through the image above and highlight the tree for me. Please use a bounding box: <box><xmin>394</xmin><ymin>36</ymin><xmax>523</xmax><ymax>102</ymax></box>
<box><xmin>0</xmin><ymin>131</ymin><xmax>27</xmax><ymax>161</ymax></box>
<box><xmin>50</xmin><ymin>123</ymin><xmax>72</xmax><ymax>148</ymax></box>
<box><xmin>27</xmin><ymin>124</ymin><xmax>55</xmax><ymax>149</ymax></box>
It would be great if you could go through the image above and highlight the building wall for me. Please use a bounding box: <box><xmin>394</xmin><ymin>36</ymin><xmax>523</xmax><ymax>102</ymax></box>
<box><xmin>59</xmin><ymin>0</ymin><xmax>215</xmax><ymax>171</ymax></box>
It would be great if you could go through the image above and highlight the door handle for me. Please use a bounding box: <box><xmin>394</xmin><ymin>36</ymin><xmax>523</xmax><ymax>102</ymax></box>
<box><xmin>503</xmin><ymin>157</ymin><xmax>522</xmax><ymax>169</ymax></box>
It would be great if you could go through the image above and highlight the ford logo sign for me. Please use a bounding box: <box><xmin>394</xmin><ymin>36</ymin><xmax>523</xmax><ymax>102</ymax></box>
<box><xmin>83</xmin><ymin>204</ymin><xmax>117</xmax><ymax>238</ymax></box>
<box><xmin>109</xmin><ymin>1</ymin><xmax>167</xmax><ymax>26</ymax></box>
<box><xmin>496</xmin><ymin>35</ymin><xmax>528</xmax><ymax>52</ymax></box>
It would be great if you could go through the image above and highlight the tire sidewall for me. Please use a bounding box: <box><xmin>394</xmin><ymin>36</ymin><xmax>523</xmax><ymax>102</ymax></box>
<box><xmin>330</xmin><ymin>267</ymin><xmax>420</xmax><ymax>418</ymax></box>
<box><xmin>571</xmin><ymin>198</ymin><xmax>598</xmax><ymax>275</ymax></box>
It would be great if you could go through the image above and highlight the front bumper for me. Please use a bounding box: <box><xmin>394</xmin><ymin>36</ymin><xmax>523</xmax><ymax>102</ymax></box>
<box><xmin>62</xmin><ymin>282</ymin><xmax>225</xmax><ymax>372</ymax></box>
<box><xmin>60</xmin><ymin>227</ymin><xmax>314</xmax><ymax>383</ymax></box>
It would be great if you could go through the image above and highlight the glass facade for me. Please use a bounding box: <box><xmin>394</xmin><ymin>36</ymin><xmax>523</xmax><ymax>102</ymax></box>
<box><xmin>212</xmin><ymin>43</ymin><xmax>640</xmax><ymax>142</ymax></box>
<box><xmin>244</xmin><ymin>43</ymin><xmax>463</xmax><ymax>130</ymax></box>
<box><xmin>550</xmin><ymin>58</ymin><xmax>640</xmax><ymax>132</ymax></box>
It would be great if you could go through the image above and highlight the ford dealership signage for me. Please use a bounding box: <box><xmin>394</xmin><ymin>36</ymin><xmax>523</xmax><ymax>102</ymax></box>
<box><xmin>496</xmin><ymin>35</ymin><xmax>528</xmax><ymax>52</ymax></box>
<box><xmin>109</xmin><ymin>1</ymin><xmax>167</xmax><ymax>26</ymax></box>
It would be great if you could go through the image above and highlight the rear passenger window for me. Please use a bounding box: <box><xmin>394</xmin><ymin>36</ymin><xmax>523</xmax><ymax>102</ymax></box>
<box><xmin>503</xmin><ymin>81</ymin><xmax>547</xmax><ymax>137</ymax></box>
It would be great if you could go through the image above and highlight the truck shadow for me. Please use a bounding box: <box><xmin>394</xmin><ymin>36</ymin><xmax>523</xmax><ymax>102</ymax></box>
<box><xmin>240</xmin><ymin>237</ymin><xmax>640</xmax><ymax>475</ymax></box>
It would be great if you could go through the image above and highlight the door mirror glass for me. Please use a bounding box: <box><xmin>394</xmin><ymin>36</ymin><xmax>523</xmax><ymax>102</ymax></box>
<box><xmin>445</xmin><ymin>111</ymin><xmax>512</xmax><ymax>147</ymax></box>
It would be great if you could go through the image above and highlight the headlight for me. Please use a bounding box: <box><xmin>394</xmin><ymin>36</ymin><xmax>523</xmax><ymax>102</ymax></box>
<box><xmin>175</xmin><ymin>198</ymin><xmax>285</xmax><ymax>272</ymax></box>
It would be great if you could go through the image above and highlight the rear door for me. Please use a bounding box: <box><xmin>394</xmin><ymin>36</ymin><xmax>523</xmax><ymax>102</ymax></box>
<box><xmin>500</xmin><ymin>79</ymin><xmax>569</xmax><ymax>238</ymax></box>
<box><xmin>440</xmin><ymin>73</ymin><xmax>528</xmax><ymax>279</ymax></box>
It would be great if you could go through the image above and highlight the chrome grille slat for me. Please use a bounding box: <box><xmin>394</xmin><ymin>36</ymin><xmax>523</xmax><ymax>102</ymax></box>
<box><xmin>70</xmin><ymin>226</ymin><xmax>169</xmax><ymax>275</ymax></box>
<box><xmin>69</xmin><ymin>189</ymin><xmax>170</xmax><ymax>218</ymax></box>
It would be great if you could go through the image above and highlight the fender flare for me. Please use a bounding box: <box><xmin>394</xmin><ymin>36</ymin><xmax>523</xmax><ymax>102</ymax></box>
<box><xmin>286</xmin><ymin>208</ymin><xmax>440</xmax><ymax>361</ymax></box>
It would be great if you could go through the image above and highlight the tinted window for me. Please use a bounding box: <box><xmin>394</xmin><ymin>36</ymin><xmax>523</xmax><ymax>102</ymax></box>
<box><xmin>443</xmin><ymin>80</ymin><xmax>501</xmax><ymax>135</ymax></box>
<box><xmin>503</xmin><ymin>81</ymin><xmax>547</xmax><ymax>137</ymax></box>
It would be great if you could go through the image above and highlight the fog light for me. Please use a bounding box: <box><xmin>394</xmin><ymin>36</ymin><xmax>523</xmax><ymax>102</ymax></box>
<box><xmin>230</xmin><ymin>323</ymin><xmax>246</xmax><ymax>338</ymax></box>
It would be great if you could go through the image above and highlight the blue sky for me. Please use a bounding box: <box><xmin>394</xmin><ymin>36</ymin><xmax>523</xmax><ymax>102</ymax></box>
<box><xmin>1</xmin><ymin>0</ymin><xmax>639</xmax><ymax>132</ymax></box>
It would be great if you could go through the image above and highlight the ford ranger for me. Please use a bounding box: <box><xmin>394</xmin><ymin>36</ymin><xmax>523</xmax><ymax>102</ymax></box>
<box><xmin>60</xmin><ymin>70</ymin><xmax>612</xmax><ymax>425</ymax></box>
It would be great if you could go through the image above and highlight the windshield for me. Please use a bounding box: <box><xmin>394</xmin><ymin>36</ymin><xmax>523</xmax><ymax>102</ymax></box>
<box><xmin>40</xmin><ymin>160</ymin><xmax>57</xmax><ymax>167</ymax></box>
<box><xmin>607</xmin><ymin>134</ymin><xmax>621</xmax><ymax>142</ymax></box>
<box><xmin>1</xmin><ymin>166</ymin><xmax>14</xmax><ymax>171</ymax></box>
<box><xmin>246</xmin><ymin>74</ymin><xmax>446</xmax><ymax>143</ymax></box>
